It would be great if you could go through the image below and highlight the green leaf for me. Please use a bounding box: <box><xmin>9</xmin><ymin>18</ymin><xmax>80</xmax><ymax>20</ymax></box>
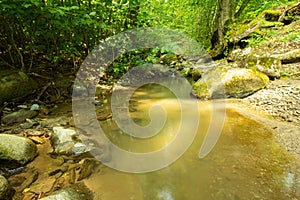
<box><xmin>89</xmin><ymin>11</ymin><xmax>96</xmax><ymax>16</ymax></box>
<box><xmin>23</xmin><ymin>4</ymin><xmax>32</xmax><ymax>8</ymax></box>
<box><xmin>70</xmin><ymin>6</ymin><xmax>79</xmax><ymax>10</ymax></box>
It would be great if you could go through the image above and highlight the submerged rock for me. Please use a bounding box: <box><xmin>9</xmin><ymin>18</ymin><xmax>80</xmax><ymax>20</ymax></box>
<box><xmin>1</xmin><ymin>110</ymin><xmax>38</xmax><ymax>125</ymax></box>
<box><xmin>192</xmin><ymin>67</ymin><xmax>269</xmax><ymax>99</ymax></box>
<box><xmin>77</xmin><ymin>158</ymin><xmax>99</xmax><ymax>181</ymax></box>
<box><xmin>40</xmin><ymin>183</ymin><xmax>93</xmax><ymax>200</ymax></box>
<box><xmin>0</xmin><ymin>134</ymin><xmax>37</xmax><ymax>165</ymax></box>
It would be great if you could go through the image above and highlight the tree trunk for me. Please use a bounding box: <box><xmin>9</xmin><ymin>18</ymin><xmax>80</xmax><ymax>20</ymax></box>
<box><xmin>210</xmin><ymin>0</ymin><xmax>235</xmax><ymax>58</ymax></box>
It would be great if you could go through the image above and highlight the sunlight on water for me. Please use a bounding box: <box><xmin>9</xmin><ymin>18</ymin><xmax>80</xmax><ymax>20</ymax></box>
<box><xmin>83</xmin><ymin>83</ymin><xmax>300</xmax><ymax>200</ymax></box>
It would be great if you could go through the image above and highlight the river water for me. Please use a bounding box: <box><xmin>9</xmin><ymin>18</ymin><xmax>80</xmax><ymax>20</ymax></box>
<box><xmin>81</xmin><ymin>82</ymin><xmax>300</xmax><ymax>200</ymax></box>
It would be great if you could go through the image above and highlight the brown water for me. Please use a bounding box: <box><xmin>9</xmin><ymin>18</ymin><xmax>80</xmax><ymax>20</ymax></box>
<box><xmin>83</xmin><ymin>83</ymin><xmax>300</xmax><ymax>200</ymax></box>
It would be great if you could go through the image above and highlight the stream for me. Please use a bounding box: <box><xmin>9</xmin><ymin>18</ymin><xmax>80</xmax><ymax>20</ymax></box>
<box><xmin>8</xmin><ymin>80</ymin><xmax>300</xmax><ymax>199</ymax></box>
<box><xmin>81</xmin><ymin>82</ymin><xmax>300</xmax><ymax>199</ymax></box>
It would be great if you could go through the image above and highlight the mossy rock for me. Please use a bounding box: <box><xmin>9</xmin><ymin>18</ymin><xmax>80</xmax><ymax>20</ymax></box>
<box><xmin>1</xmin><ymin>110</ymin><xmax>38</xmax><ymax>125</ymax></box>
<box><xmin>191</xmin><ymin>68</ymin><xmax>202</xmax><ymax>81</ymax></box>
<box><xmin>192</xmin><ymin>79</ymin><xmax>211</xmax><ymax>99</ymax></box>
<box><xmin>263</xmin><ymin>9</ymin><xmax>282</xmax><ymax>21</ymax></box>
<box><xmin>192</xmin><ymin>67</ymin><xmax>269</xmax><ymax>99</ymax></box>
<box><xmin>0</xmin><ymin>134</ymin><xmax>37</xmax><ymax>165</ymax></box>
<box><xmin>0</xmin><ymin>175</ymin><xmax>8</xmax><ymax>199</ymax></box>
<box><xmin>246</xmin><ymin>56</ymin><xmax>282</xmax><ymax>79</ymax></box>
<box><xmin>260</xmin><ymin>20</ymin><xmax>284</xmax><ymax>28</ymax></box>
<box><xmin>223</xmin><ymin>69</ymin><xmax>269</xmax><ymax>98</ymax></box>
<box><xmin>271</xmin><ymin>49</ymin><xmax>300</xmax><ymax>63</ymax></box>
<box><xmin>0</xmin><ymin>70</ymin><xmax>38</xmax><ymax>105</ymax></box>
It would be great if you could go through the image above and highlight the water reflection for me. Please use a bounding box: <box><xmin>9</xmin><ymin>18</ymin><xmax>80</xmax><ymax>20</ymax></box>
<box><xmin>84</xmin><ymin>83</ymin><xmax>300</xmax><ymax>200</ymax></box>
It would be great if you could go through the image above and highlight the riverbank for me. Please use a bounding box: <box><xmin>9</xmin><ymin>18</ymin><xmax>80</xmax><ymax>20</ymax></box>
<box><xmin>241</xmin><ymin>77</ymin><xmax>300</xmax><ymax>158</ymax></box>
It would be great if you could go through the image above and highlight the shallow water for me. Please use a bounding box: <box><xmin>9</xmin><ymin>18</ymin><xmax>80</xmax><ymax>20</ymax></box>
<box><xmin>84</xmin><ymin>82</ymin><xmax>300</xmax><ymax>200</ymax></box>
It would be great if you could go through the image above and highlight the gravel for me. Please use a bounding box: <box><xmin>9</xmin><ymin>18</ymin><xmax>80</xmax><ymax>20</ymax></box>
<box><xmin>244</xmin><ymin>79</ymin><xmax>300</xmax><ymax>125</ymax></box>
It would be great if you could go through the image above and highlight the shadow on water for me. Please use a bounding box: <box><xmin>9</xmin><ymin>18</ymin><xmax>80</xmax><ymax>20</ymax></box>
<box><xmin>84</xmin><ymin>82</ymin><xmax>300</xmax><ymax>200</ymax></box>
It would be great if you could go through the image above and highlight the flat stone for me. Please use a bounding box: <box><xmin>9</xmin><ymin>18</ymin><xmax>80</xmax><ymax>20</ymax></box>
<box><xmin>2</xmin><ymin>110</ymin><xmax>37</xmax><ymax>125</ymax></box>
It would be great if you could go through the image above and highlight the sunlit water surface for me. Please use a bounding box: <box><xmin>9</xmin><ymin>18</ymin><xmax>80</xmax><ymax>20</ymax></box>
<box><xmin>83</xmin><ymin>82</ymin><xmax>300</xmax><ymax>200</ymax></box>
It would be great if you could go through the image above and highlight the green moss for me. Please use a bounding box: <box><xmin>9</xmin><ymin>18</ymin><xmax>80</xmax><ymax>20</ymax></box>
<box><xmin>263</xmin><ymin>9</ymin><xmax>282</xmax><ymax>15</ymax></box>
<box><xmin>261</xmin><ymin>20</ymin><xmax>284</xmax><ymax>28</ymax></box>
<box><xmin>192</xmin><ymin>80</ymin><xmax>211</xmax><ymax>99</ymax></box>
<box><xmin>18</xmin><ymin>71</ymin><xmax>29</xmax><ymax>81</ymax></box>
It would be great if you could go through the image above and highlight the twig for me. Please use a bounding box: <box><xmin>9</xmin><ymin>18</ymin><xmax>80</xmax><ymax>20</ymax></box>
<box><xmin>36</xmin><ymin>82</ymin><xmax>52</xmax><ymax>101</ymax></box>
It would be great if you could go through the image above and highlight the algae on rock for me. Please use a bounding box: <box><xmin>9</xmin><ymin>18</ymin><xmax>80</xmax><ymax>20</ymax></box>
<box><xmin>192</xmin><ymin>67</ymin><xmax>269</xmax><ymax>99</ymax></box>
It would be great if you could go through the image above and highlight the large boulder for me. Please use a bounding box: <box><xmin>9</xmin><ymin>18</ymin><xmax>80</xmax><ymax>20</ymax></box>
<box><xmin>0</xmin><ymin>70</ymin><xmax>38</xmax><ymax>105</ymax></box>
<box><xmin>243</xmin><ymin>56</ymin><xmax>282</xmax><ymax>79</ymax></box>
<box><xmin>228</xmin><ymin>48</ymin><xmax>282</xmax><ymax>79</ymax></box>
<box><xmin>0</xmin><ymin>134</ymin><xmax>37</xmax><ymax>165</ymax></box>
<box><xmin>192</xmin><ymin>67</ymin><xmax>269</xmax><ymax>99</ymax></box>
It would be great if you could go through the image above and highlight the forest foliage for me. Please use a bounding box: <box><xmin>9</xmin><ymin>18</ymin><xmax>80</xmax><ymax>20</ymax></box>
<box><xmin>0</xmin><ymin>0</ymin><xmax>296</xmax><ymax>74</ymax></box>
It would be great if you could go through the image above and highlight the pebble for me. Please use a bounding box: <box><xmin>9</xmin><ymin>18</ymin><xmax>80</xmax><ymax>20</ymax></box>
<box><xmin>244</xmin><ymin>82</ymin><xmax>300</xmax><ymax>124</ymax></box>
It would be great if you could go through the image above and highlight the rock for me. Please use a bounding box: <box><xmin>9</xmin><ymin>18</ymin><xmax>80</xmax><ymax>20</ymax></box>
<box><xmin>191</xmin><ymin>68</ymin><xmax>203</xmax><ymax>81</ymax></box>
<box><xmin>30</xmin><ymin>104</ymin><xmax>40</xmax><ymax>111</ymax></box>
<box><xmin>72</xmin><ymin>142</ymin><xmax>89</xmax><ymax>155</ymax></box>
<box><xmin>20</xmin><ymin>122</ymin><xmax>39</xmax><ymax>129</ymax></box>
<box><xmin>228</xmin><ymin>47</ymin><xmax>252</xmax><ymax>62</ymax></box>
<box><xmin>0</xmin><ymin>175</ymin><xmax>9</xmax><ymax>199</ymax></box>
<box><xmin>51</xmin><ymin>127</ymin><xmax>89</xmax><ymax>155</ymax></box>
<box><xmin>246</xmin><ymin>57</ymin><xmax>282</xmax><ymax>79</ymax></box>
<box><xmin>0</xmin><ymin>70</ymin><xmax>38</xmax><ymax>105</ymax></box>
<box><xmin>231</xmin><ymin>50</ymin><xmax>282</xmax><ymax>79</ymax></box>
<box><xmin>192</xmin><ymin>67</ymin><xmax>269</xmax><ymax>99</ymax></box>
<box><xmin>0</xmin><ymin>134</ymin><xmax>38</xmax><ymax>165</ymax></box>
<box><xmin>2</xmin><ymin>110</ymin><xmax>38</xmax><ymax>125</ymax></box>
<box><xmin>270</xmin><ymin>49</ymin><xmax>300</xmax><ymax>64</ymax></box>
<box><xmin>179</xmin><ymin>67</ymin><xmax>191</xmax><ymax>77</ymax></box>
<box><xmin>40</xmin><ymin>183</ymin><xmax>93</xmax><ymax>200</ymax></box>
<box><xmin>8</xmin><ymin>168</ymin><xmax>38</xmax><ymax>193</ymax></box>
<box><xmin>17</xmin><ymin>105</ymin><xmax>28</xmax><ymax>109</ymax></box>
<box><xmin>77</xmin><ymin>158</ymin><xmax>99</xmax><ymax>181</ymax></box>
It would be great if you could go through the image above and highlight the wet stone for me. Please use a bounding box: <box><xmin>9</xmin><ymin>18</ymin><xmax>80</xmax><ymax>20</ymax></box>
<box><xmin>40</xmin><ymin>183</ymin><xmax>93</xmax><ymax>200</ymax></box>
<box><xmin>77</xmin><ymin>158</ymin><xmax>99</xmax><ymax>181</ymax></box>
<box><xmin>8</xmin><ymin>168</ymin><xmax>38</xmax><ymax>193</ymax></box>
